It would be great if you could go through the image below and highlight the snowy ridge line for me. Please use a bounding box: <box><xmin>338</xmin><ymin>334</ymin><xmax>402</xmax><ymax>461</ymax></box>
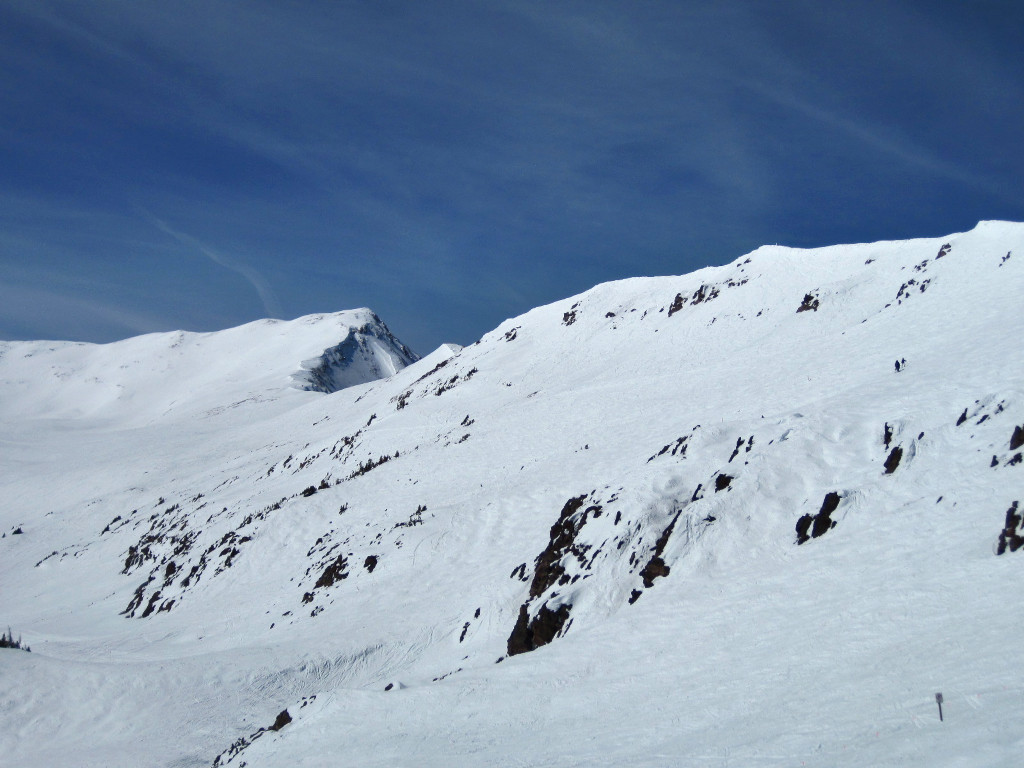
<box><xmin>0</xmin><ymin>308</ymin><xmax>418</xmax><ymax>423</ymax></box>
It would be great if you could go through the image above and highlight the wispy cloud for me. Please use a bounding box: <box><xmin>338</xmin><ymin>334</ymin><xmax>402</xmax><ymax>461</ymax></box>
<box><xmin>142</xmin><ymin>212</ymin><xmax>283</xmax><ymax>319</ymax></box>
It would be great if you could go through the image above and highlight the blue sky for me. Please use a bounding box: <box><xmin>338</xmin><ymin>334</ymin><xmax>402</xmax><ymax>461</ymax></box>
<box><xmin>1</xmin><ymin>0</ymin><xmax>1021</xmax><ymax>354</ymax></box>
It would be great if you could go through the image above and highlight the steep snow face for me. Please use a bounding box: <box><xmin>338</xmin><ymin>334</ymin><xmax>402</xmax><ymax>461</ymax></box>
<box><xmin>291</xmin><ymin>312</ymin><xmax>418</xmax><ymax>394</ymax></box>
<box><xmin>2</xmin><ymin>222</ymin><xmax>1023</xmax><ymax>768</ymax></box>
<box><xmin>0</xmin><ymin>309</ymin><xmax>416</xmax><ymax>423</ymax></box>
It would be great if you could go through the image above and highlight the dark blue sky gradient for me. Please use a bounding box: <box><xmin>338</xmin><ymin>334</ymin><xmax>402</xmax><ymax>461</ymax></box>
<box><xmin>1</xmin><ymin>0</ymin><xmax>1021</xmax><ymax>353</ymax></box>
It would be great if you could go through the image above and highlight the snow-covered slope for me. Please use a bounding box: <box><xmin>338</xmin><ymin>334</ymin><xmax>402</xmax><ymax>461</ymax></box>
<box><xmin>0</xmin><ymin>308</ymin><xmax>417</xmax><ymax>424</ymax></box>
<box><xmin>2</xmin><ymin>222</ymin><xmax>1023</xmax><ymax>767</ymax></box>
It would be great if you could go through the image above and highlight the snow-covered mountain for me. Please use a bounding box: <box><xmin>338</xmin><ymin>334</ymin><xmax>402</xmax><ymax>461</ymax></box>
<box><xmin>2</xmin><ymin>222</ymin><xmax>1022</xmax><ymax>767</ymax></box>
<box><xmin>0</xmin><ymin>308</ymin><xmax>417</xmax><ymax>423</ymax></box>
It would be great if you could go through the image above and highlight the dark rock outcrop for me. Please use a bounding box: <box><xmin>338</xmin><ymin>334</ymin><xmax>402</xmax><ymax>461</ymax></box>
<box><xmin>996</xmin><ymin>501</ymin><xmax>1022</xmax><ymax>555</ymax></box>
<box><xmin>507</xmin><ymin>603</ymin><xmax>572</xmax><ymax>657</ymax></box>
<box><xmin>314</xmin><ymin>555</ymin><xmax>348</xmax><ymax>589</ymax></box>
<box><xmin>884</xmin><ymin>446</ymin><xmax>903</xmax><ymax>474</ymax></box>
<box><xmin>268</xmin><ymin>709</ymin><xmax>292</xmax><ymax>731</ymax></box>
<box><xmin>796</xmin><ymin>492</ymin><xmax>841</xmax><ymax>545</ymax></box>
<box><xmin>506</xmin><ymin>494</ymin><xmax>603</xmax><ymax>656</ymax></box>
<box><xmin>638</xmin><ymin>511</ymin><xmax>681</xmax><ymax>588</ymax></box>
<box><xmin>526</xmin><ymin>495</ymin><xmax>588</xmax><ymax>601</ymax></box>
<box><xmin>796</xmin><ymin>293</ymin><xmax>820</xmax><ymax>312</ymax></box>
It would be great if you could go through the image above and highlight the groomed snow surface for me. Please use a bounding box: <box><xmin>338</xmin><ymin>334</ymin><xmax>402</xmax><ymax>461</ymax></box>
<box><xmin>2</xmin><ymin>222</ymin><xmax>1023</xmax><ymax>767</ymax></box>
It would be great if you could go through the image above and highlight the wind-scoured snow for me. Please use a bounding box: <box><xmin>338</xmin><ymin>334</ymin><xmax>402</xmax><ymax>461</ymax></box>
<box><xmin>1</xmin><ymin>222</ymin><xmax>1023</xmax><ymax>767</ymax></box>
<box><xmin>291</xmin><ymin>311</ymin><xmax>417</xmax><ymax>394</ymax></box>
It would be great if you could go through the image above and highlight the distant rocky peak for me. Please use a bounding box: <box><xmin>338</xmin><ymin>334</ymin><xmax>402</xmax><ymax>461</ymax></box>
<box><xmin>292</xmin><ymin>312</ymin><xmax>419</xmax><ymax>394</ymax></box>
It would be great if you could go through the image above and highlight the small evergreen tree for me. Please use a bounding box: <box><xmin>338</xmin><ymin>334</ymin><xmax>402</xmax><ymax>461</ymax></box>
<box><xmin>0</xmin><ymin>627</ymin><xmax>30</xmax><ymax>652</ymax></box>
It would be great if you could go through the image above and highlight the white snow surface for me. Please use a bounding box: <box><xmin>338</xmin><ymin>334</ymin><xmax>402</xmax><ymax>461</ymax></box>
<box><xmin>2</xmin><ymin>222</ymin><xmax>1023</xmax><ymax>767</ymax></box>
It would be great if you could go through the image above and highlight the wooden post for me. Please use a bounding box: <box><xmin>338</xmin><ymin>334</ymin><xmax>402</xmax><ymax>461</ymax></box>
<box><xmin>935</xmin><ymin>692</ymin><xmax>944</xmax><ymax>722</ymax></box>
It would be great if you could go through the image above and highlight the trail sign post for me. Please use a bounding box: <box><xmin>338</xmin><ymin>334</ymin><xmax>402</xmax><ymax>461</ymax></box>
<box><xmin>935</xmin><ymin>692</ymin><xmax>944</xmax><ymax>722</ymax></box>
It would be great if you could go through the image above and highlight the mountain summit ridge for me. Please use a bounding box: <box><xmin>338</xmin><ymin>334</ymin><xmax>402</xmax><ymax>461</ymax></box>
<box><xmin>0</xmin><ymin>308</ymin><xmax>417</xmax><ymax>423</ymax></box>
<box><xmin>291</xmin><ymin>309</ymin><xmax>418</xmax><ymax>395</ymax></box>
